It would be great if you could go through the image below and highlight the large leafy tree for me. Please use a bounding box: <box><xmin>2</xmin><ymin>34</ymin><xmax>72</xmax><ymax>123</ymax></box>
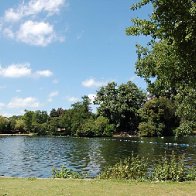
<box><xmin>126</xmin><ymin>0</ymin><xmax>196</xmax><ymax>135</ymax></box>
<box><xmin>0</xmin><ymin>116</ymin><xmax>9</xmax><ymax>133</ymax></box>
<box><xmin>94</xmin><ymin>81</ymin><xmax>146</xmax><ymax>134</ymax></box>
<box><xmin>138</xmin><ymin>97</ymin><xmax>178</xmax><ymax>136</ymax></box>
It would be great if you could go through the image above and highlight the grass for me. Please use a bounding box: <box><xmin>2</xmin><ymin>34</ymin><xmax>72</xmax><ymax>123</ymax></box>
<box><xmin>0</xmin><ymin>178</ymin><xmax>195</xmax><ymax>196</ymax></box>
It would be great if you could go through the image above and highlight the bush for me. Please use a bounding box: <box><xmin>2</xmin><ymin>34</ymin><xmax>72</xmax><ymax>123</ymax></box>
<box><xmin>138</xmin><ymin>122</ymin><xmax>157</xmax><ymax>137</ymax></box>
<box><xmin>151</xmin><ymin>153</ymin><xmax>186</xmax><ymax>182</ymax></box>
<box><xmin>100</xmin><ymin>153</ymin><xmax>196</xmax><ymax>182</ymax></box>
<box><xmin>99</xmin><ymin>155</ymin><xmax>148</xmax><ymax>181</ymax></box>
<box><xmin>186</xmin><ymin>167</ymin><xmax>196</xmax><ymax>181</ymax></box>
<box><xmin>52</xmin><ymin>166</ymin><xmax>82</xmax><ymax>179</ymax></box>
<box><xmin>175</xmin><ymin>121</ymin><xmax>195</xmax><ymax>137</ymax></box>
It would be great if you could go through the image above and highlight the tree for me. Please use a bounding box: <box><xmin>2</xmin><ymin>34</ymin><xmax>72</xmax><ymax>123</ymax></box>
<box><xmin>94</xmin><ymin>81</ymin><xmax>146</xmax><ymax>134</ymax></box>
<box><xmin>50</xmin><ymin>108</ymin><xmax>59</xmax><ymax>118</ymax></box>
<box><xmin>15</xmin><ymin>118</ymin><xmax>25</xmax><ymax>133</ymax></box>
<box><xmin>126</xmin><ymin>0</ymin><xmax>196</xmax><ymax>135</ymax></box>
<box><xmin>0</xmin><ymin>116</ymin><xmax>9</xmax><ymax>133</ymax></box>
<box><xmin>58</xmin><ymin>96</ymin><xmax>94</xmax><ymax>136</ymax></box>
<box><xmin>77</xmin><ymin>116</ymin><xmax>114</xmax><ymax>137</ymax></box>
<box><xmin>138</xmin><ymin>97</ymin><xmax>178</xmax><ymax>136</ymax></box>
<box><xmin>23</xmin><ymin>110</ymin><xmax>34</xmax><ymax>132</ymax></box>
<box><xmin>33</xmin><ymin>110</ymin><xmax>48</xmax><ymax>124</ymax></box>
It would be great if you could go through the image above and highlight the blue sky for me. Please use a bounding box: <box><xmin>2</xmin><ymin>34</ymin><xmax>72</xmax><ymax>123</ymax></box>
<box><xmin>0</xmin><ymin>0</ymin><xmax>151</xmax><ymax>117</ymax></box>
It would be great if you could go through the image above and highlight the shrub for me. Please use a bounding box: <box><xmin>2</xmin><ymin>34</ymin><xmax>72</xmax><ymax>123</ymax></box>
<box><xmin>52</xmin><ymin>166</ymin><xmax>82</xmax><ymax>179</ymax></box>
<box><xmin>99</xmin><ymin>155</ymin><xmax>148</xmax><ymax>181</ymax></box>
<box><xmin>138</xmin><ymin>121</ymin><xmax>157</xmax><ymax>137</ymax></box>
<box><xmin>151</xmin><ymin>153</ymin><xmax>186</xmax><ymax>181</ymax></box>
<box><xmin>100</xmin><ymin>153</ymin><xmax>196</xmax><ymax>182</ymax></box>
<box><xmin>186</xmin><ymin>167</ymin><xmax>196</xmax><ymax>181</ymax></box>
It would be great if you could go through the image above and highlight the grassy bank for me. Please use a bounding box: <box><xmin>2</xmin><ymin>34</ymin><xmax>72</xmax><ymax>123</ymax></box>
<box><xmin>0</xmin><ymin>178</ymin><xmax>195</xmax><ymax>196</ymax></box>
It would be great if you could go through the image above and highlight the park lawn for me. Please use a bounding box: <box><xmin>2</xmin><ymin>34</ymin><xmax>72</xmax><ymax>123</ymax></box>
<box><xmin>0</xmin><ymin>178</ymin><xmax>195</xmax><ymax>196</ymax></box>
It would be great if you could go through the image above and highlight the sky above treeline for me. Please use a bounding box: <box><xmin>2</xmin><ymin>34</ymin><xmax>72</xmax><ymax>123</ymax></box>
<box><xmin>0</xmin><ymin>0</ymin><xmax>151</xmax><ymax>117</ymax></box>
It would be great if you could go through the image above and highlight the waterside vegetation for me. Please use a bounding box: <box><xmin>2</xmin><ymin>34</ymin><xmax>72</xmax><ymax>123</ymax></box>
<box><xmin>52</xmin><ymin>153</ymin><xmax>196</xmax><ymax>182</ymax></box>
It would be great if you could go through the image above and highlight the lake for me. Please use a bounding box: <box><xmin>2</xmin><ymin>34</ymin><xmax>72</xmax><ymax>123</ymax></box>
<box><xmin>0</xmin><ymin>136</ymin><xmax>195</xmax><ymax>178</ymax></box>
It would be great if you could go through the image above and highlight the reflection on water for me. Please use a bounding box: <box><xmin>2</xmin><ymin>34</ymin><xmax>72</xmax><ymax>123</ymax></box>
<box><xmin>0</xmin><ymin>136</ymin><xmax>195</xmax><ymax>178</ymax></box>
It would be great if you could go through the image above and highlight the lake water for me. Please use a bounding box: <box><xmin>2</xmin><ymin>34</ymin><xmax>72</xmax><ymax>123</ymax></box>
<box><xmin>0</xmin><ymin>136</ymin><xmax>195</xmax><ymax>178</ymax></box>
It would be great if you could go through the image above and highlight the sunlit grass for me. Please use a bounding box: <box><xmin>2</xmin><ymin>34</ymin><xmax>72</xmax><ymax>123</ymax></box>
<box><xmin>0</xmin><ymin>178</ymin><xmax>195</xmax><ymax>196</ymax></box>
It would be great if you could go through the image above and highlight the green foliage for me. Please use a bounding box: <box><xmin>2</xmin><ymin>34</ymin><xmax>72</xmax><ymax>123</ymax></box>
<box><xmin>52</xmin><ymin>166</ymin><xmax>82</xmax><ymax>179</ymax></box>
<box><xmin>126</xmin><ymin>0</ymin><xmax>196</xmax><ymax>136</ymax></box>
<box><xmin>175</xmin><ymin>121</ymin><xmax>194</xmax><ymax>137</ymax></box>
<box><xmin>95</xmin><ymin>116</ymin><xmax>114</xmax><ymax>136</ymax></box>
<box><xmin>94</xmin><ymin>81</ymin><xmax>146</xmax><ymax>134</ymax></box>
<box><xmin>77</xmin><ymin>118</ymin><xmax>95</xmax><ymax>137</ymax></box>
<box><xmin>23</xmin><ymin>110</ymin><xmax>34</xmax><ymax>132</ymax></box>
<box><xmin>48</xmin><ymin>117</ymin><xmax>60</xmax><ymax>135</ymax></box>
<box><xmin>33</xmin><ymin>110</ymin><xmax>48</xmax><ymax>124</ymax></box>
<box><xmin>151</xmin><ymin>153</ymin><xmax>185</xmax><ymax>181</ymax></box>
<box><xmin>0</xmin><ymin>116</ymin><xmax>9</xmax><ymax>133</ymax></box>
<box><xmin>138</xmin><ymin>121</ymin><xmax>157</xmax><ymax>137</ymax></box>
<box><xmin>100</xmin><ymin>155</ymin><xmax>148</xmax><ymax>181</ymax></box>
<box><xmin>100</xmin><ymin>153</ymin><xmax>196</xmax><ymax>182</ymax></box>
<box><xmin>77</xmin><ymin>116</ymin><xmax>114</xmax><ymax>137</ymax></box>
<box><xmin>15</xmin><ymin>119</ymin><xmax>25</xmax><ymax>132</ymax></box>
<box><xmin>186</xmin><ymin>167</ymin><xmax>196</xmax><ymax>181</ymax></box>
<box><xmin>174</xmin><ymin>86</ymin><xmax>196</xmax><ymax>136</ymax></box>
<box><xmin>138</xmin><ymin>97</ymin><xmax>178</xmax><ymax>136</ymax></box>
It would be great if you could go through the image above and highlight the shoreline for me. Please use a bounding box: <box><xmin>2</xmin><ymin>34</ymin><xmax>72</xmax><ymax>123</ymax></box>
<box><xmin>0</xmin><ymin>133</ymin><xmax>36</xmax><ymax>136</ymax></box>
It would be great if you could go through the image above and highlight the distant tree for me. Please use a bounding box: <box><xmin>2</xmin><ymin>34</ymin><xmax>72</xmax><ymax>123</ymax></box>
<box><xmin>15</xmin><ymin>118</ymin><xmax>25</xmax><ymax>133</ymax></box>
<box><xmin>0</xmin><ymin>116</ymin><xmax>9</xmax><ymax>133</ymax></box>
<box><xmin>77</xmin><ymin>116</ymin><xmax>114</xmax><ymax>137</ymax></box>
<box><xmin>56</xmin><ymin>108</ymin><xmax>65</xmax><ymax>117</ymax></box>
<box><xmin>94</xmin><ymin>81</ymin><xmax>146</xmax><ymax>134</ymax></box>
<box><xmin>23</xmin><ymin>110</ymin><xmax>34</xmax><ymax>132</ymax></box>
<box><xmin>69</xmin><ymin>96</ymin><xmax>93</xmax><ymax>135</ymax></box>
<box><xmin>138</xmin><ymin>97</ymin><xmax>178</xmax><ymax>136</ymax></box>
<box><xmin>50</xmin><ymin>109</ymin><xmax>59</xmax><ymax>118</ymax></box>
<box><xmin>33</xmin><ymin>110</ymin><xmax>48</xmax><ymax>124</ymax></box>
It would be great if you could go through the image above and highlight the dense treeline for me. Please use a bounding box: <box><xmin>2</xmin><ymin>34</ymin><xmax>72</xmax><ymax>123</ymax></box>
<box><xmin>0</xmin><ymin>80</ymin><xmax>194</xmax><ymax>137</ymax></box>
<box><xmin>0</xmin><ymin>0</ymin><xmax>195</xmax><ymax>137</ymax></box>
<box><xmin>0</xmin><ymin>82</ymin><xmax>145</xmax><ymax>137</ymax></box>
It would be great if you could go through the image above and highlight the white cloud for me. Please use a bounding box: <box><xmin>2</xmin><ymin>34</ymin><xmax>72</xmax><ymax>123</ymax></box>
<box><xmin>17</xmin><ymin>20</ymin><xmax>55</xmax><ymax>46</ymax></box>
<box><xmin>82</xmin><ymin>78</ymin><xmax>107</xmax><ymax>88</ymax></box>
<box><xmin>4</xmin><ymin>8</ymin><xmax>22</xmax><ymax>22</ymax></box>
<box><xmin>7</xmin><ymin>97</ymin><xmax>40</xmax><ymax>108</ymax></box>
<box><xmin>48</xmin><ymin>91</ymin><xmax>59</xmax><ymax>102</ymax></box>
<box><xmin>36</xmin><ymin>69</ymin><xmax>53</xmax><ymax>77</ymax></box>
<box><xmin>27</xmin><ymin>0</ymin><xmax>66</xmax><ymax>16</ymax></box>
<box><xmin>66</xmin><ymin>96</ymin><xmax>80</xmax><ymax>103</ymax></box>
<box><xmin>0</xmin><ymin>64</ymin><xmax>53</xmax><ymax>78</ymax></box>
<box><xmin>4</xmin><ymin>0</ymin><xmax>67</xmax><ymax>22</ymax></box>
<box><xmin>88</xmin><ymin>94</ymin><xmax>96</xmax><ymax>103</ymax></box>
<box><xmin>0</xmin><ymin>64</ymin><xmax>32</xmax><ymax>78</ymax></box>
<box><xmin>49</xmin><ymin>91</ymin><xmax>59</xmax><ymax>97</ymax></box>
<box><xmin>1</xmin><ymin>0</ymin><xmax>67</xmax><ymax>46</ymax></box>
<box><xmin>3</xmin><ymin>28</ymin><xmax>15</xmax><ymax>38</ymax></box>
